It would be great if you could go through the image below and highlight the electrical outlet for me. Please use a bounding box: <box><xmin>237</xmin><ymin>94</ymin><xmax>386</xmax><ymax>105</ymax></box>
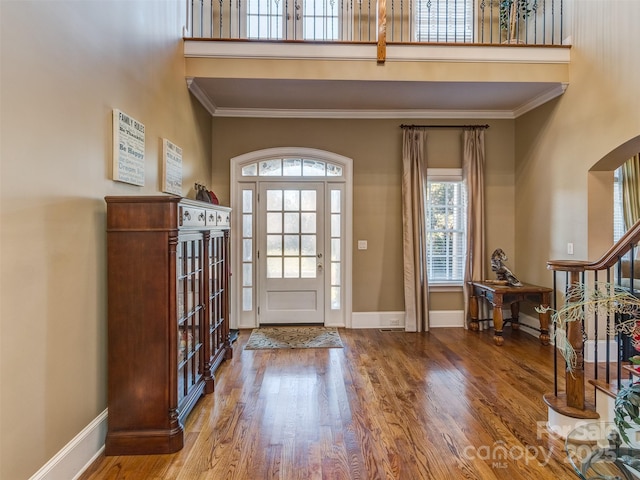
<box><xmin>567</xmin><ymin>242</ymin><xmax>574</xmax><ymax>255</ymax></box>
<box><xmin>390</xmin><ymin>318</ymin><xmax>400</xmax><ymax>326</ymax></box>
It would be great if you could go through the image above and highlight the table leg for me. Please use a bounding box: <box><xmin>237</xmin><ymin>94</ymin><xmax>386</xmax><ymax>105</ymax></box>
<box><xmin>538</xmin><ymin>293</ymin><xmax>551</xmax><ymax>345</ymax></box>
<box><xmin>492</xmin><ymin>295</ymin><xmax>504</xmax><ymax>346</ymax></box>
<box><xmin>510</xmin><ymin>302</ymin><xmax>520</xmax><ymax>330</ymax></box>
<box><xmin>469</xmin><ymin>295</ymin><xmax>479</xmax><ymax>331</ymax></box>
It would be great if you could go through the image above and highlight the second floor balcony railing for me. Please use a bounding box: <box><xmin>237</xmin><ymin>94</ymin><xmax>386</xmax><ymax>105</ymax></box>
<box><xmin>186</xmin><ymin>0</ymin><xmax>565</xmax><ymax>46</ymax></box>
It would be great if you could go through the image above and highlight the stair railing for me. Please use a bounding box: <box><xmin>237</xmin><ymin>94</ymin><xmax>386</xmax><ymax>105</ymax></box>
<box><xmin>185</xmin><ymin>0</ymin><xmax>566</xmax><ymax>46</ymax></box>
<box><xmin>545</xmin><ymin>220</ymin><xmax>640</xmax><ymax>419</ymax></box>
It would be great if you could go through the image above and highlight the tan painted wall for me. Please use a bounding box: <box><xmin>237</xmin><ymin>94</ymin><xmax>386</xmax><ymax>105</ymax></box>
<box><xmin>211</xmin><ymin>118</ymin><xmax>516</xmax><ymax>312</ymax></box>
<box><xmin>0</xmin><ymin>2</ymin><xmax>212</xmax><ymax>478</ymax></box>
<box><xmin>13</xmin><ymin>0</ymin><xmax>633</xmax><ymax>477</ymax></box>
<box><xmin>514</xmin><ymin>0</ymin><xmax>640</xmax><ymax>286</ymax></box>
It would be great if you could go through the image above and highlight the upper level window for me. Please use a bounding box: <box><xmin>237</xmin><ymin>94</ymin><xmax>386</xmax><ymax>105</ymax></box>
<box><xmin>241</xmin><ymin>158</ymin><xmax>343</xmax><ymax>177</ymax></box>
<box><xmin>247</xmin><ymin>0</ymin><xmax>344</xmax><ymax>40</ymax></box>
<box><xmin>247</xmin><ymin>0</ymin><xmax>284</xmax><ymax>39</ymax></box>
<box><xmin>415</xmin><ymin>0</ymin><xmax>473</xmax><ymax>42</ymax></box>
<box><xmin>426</xmin><ymin>169</ymin><xmax>467</xmax><ymax>284</ymax></box>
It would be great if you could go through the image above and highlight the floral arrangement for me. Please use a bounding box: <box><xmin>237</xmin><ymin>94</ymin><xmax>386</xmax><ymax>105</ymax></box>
<box><xmin>536</xmin><ymin>282</ymin><xmax>640</xmax><ymax>372</ymax></box>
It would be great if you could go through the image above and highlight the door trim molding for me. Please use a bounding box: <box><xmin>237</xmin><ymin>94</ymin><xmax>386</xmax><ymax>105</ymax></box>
<box><xmin>230</xmin><ymin>147</ymin><xmax>353</xmax><ymax>329</ymax></box>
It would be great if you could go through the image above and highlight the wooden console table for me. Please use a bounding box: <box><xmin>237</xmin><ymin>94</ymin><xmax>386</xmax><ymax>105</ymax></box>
<box><xmin>468</xmin><ymin>281</ymin><xmax>552</xmax><ymax>346</ymax></box>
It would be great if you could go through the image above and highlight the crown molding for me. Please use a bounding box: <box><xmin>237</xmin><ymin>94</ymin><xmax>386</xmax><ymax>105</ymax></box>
<box><xmin>186</xmin><ymin>77</ymin><xmax>217</xmax><ymax>116</ymax></box>
<box><xmin>204</xmin><ymin>82</ymin><xmax>568</xmax><ymax>119</ymax></box>
<box><xmin>208</xmin><ymin>107</ymin><xmax>516</xmax><ymax>119</ymax></box>
<box><xmin>513</xmin><ymin>83</ymin><xmax>568</xmax><ymax>117</ymax></box>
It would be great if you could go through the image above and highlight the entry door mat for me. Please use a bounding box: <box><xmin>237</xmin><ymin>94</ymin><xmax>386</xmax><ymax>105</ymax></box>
<box><xmin>244</xmin><ymin>327</ymin><xmax>343</xmax><ymax>350</ymax></box>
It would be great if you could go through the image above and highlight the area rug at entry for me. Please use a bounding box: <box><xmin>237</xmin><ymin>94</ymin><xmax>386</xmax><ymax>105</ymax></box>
<box><xmin>245</xmin><ymin>327</ymin><xmax>343</xmax><ymax>350</ymax></box>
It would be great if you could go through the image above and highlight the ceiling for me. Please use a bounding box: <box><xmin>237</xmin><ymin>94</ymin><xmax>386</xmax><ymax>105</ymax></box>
<box><xmin>189</xmin><ymin>77</ymin><xmax>566</xmax><ymax>118</ymax></box>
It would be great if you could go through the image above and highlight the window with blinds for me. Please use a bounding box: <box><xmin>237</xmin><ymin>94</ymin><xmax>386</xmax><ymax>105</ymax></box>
<box><xmin>614</xmin><ymin>166</ymin><xmax>625</xmax><ymax>242</ymax></box>
<box><xmin>426</xmin><ymin>172</ymin><xmax>467</xmax><ymax>284</ymax></box>
<box><xmin>415</xmin><ymin>0</ymin><xmax>473</xmax><ymax>42</ymax></box>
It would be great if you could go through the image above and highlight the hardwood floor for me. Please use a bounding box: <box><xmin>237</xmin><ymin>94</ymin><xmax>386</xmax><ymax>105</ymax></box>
<box><xmin>81</xmin><ymin>328</ymin><xmax>579</xmax><ymax>479</ymax></box>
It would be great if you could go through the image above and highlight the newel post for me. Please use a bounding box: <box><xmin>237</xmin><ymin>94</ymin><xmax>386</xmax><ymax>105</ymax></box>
<box><xmin>565</xmin><ymin>270</ymin><xmax>586</xmax><ymax>410</ymax></box>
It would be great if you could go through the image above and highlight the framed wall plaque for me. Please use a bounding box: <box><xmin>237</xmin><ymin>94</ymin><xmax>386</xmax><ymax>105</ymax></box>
<box><xmin>113</xmin><ymin>109</ymin><xmax>145</xmax><ymax>186</ymax></box>
<box><xmin>162</xmin><ymin>138</ymin><xmax>183</xmax><ymax>196</ymax></box>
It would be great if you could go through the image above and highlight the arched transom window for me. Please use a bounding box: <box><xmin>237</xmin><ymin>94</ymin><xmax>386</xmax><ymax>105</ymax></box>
<box><xmin>241</xmin><ymin>158</ymin><xmax>343</xmax><ymax>177</ymax></box>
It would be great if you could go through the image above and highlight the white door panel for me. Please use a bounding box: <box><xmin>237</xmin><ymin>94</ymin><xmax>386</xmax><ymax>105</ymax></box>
<box><xmin>258</xmin><ymin>182</ymin><xmax>324</xmax><ymax>324</ymax></box>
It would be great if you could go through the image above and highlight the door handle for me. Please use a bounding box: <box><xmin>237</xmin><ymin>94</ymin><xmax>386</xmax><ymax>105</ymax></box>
<box><xmin>317</xmin><ymin>263</ymin><xmax>323</xmax><ymax>271</ymax></box>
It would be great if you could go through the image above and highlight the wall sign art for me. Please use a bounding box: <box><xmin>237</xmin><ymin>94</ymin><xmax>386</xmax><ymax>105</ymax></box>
<box><xmin>162</xmin><ymin>138</ymin><xmax>183</xmax><ymax>196</ymax></box>
<box><xmin>113</xmin><ymin>109</ymin><xmax>145</xmax><ymax>186</ymax></box>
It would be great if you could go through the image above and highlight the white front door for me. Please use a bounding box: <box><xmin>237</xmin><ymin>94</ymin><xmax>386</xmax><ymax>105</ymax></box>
<box><xmin>258</xmin><ymin>182</ymin><xmax>325</xmax><ymax>324</ymax></box>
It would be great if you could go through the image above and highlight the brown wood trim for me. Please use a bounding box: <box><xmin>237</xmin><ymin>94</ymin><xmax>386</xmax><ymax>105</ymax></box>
<box><xmin>377</xmin><ymin>0</ymin><xmax>386</xmax><ymax>63</ymax></box>
<box><xmin>543</xmin><ymin>393</ymin><xmax>599</xmax><ymax>419</ymax></box>
<box><xmin>589</xmin><ymin>379</ymin><xmax>619</xmax><ymax>399</ymax></box>
<box><xmin>587</xmin><ymin>218</ymin><xmax>640</xmax><ymax>270</ymax></box>
<box><xmin>547</xmin><ymin>219</ymin><xmax>640</xmax><ymax>272</ymax></box>
<box><xmin>184</xmin><ymin>37</ymin><xmax>377</xmax><ymax>46</ymax></box>
<box><xmin>623</xmin><ymin>364</ymin><xmax>640</xmax><ymax>377</ymax></box>
<box><xmin>105</xmin><ymin>427</ymin><xmax>184</xmax><ymax>456</ymax></box>
<box><xmin>182</xmin><ymin>37</ymin><xmax>572</xmax><ymax>49</ymax></box>
<box><xmin>546</xmin><ymin>259</ymin><xmax>590</xmax><ymax>272</ymax></box>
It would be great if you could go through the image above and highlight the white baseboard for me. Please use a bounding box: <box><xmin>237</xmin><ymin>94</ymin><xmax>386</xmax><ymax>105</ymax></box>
<box><xmin>351</xmin><ymin>310</ymin><xmax>466</xmax><ymax>329</ymax></box>
<box><xmin>29</xmin><ymin>409</ymin><xmax>107</xmax><ymax>480</ymax></box>
<box><xmin>428</xmin><ymin>310</ymin><xmax>465</xmax><ymax>328</ymax></box>
<box><xmin>513</xmin><ymin>312</ymin><xmax>543</xmax><ymax>338</ymax></box>
<box><xmin>351</xmin><ymin>311</ymin><xmax>405</xmax><ymax>328</ymax></box>
<box><xmin>584</xmin><ymin>339</ymin><xmax>618</xmax><ymax>363</ymax></box>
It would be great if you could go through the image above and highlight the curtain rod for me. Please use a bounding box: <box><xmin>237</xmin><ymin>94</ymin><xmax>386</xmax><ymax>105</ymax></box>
<box><xmin>399</xmin><ymin>124</ymin><xmax>490</xmax><ymax>129</ymax></box>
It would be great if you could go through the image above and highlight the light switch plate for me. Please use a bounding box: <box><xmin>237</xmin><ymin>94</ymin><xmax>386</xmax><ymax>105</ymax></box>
<box><xmin>358</xmin><ymin>240</ymin><xmax>368</xmax><ymax>250</ymax></box>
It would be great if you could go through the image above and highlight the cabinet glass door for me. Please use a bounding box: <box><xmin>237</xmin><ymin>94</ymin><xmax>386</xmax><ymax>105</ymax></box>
<box><xmin>207</xmin><ymin>233</ymin><xmax>228</xmax><ymax>369</ymax></box>
<box><xmin>176</xmin><ymin>234</ymin><xmax>204</xmax><ymax>406</ymax></box>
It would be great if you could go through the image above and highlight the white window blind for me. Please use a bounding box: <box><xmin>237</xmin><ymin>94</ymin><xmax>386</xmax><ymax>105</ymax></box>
<box><xmin>415</xmin><ymin>0</ymin><xmax>473</xmax><ymax>42</ymax></box>
<box><xmin>614</xmin><ymin>166</ymin><xmax>625</xmax><ymax>242</ymax></box>
<box><xmin>426</xmin><ymin>170</ymin><xmax>467</xmax><ymax>283</ymax></box>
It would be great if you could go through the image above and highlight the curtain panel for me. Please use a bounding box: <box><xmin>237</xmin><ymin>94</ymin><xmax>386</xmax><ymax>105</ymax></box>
<box><xmin>462</xmin><ymin>128</ymin><xmax>487</xmax><ymax>326</ymax></box>
<box><xmin>401</xmin><ymin>129</ymin><xmax>429</xmax><ymax>332</ymax></box>
<box><xmin>622</xmin><ymin>154</ymin><xmax>640</xmax><ymax>230</ymax></box>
